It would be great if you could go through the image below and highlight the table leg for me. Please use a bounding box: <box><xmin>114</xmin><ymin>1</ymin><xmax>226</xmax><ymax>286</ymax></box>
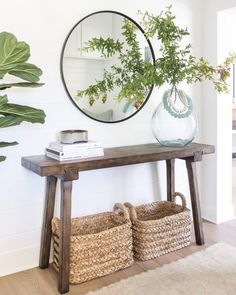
<box><xmin>166</xmin><ymin>159</ymin><xmax>175</xmax><ymax>201</ymax></box>
<box><xmin>185</xmin><ymin>158</ymin><xmax>204</xmax><ymax>245</ymax></box>
<box><xmin>39</xmin><ymin>175</ymin><xmax>57</xmax><ymax>268</ymax></box>
<box><xmin>58</xmin><ymin>180</ymin><xmax>72</xmax><ymax>294</ymax></box>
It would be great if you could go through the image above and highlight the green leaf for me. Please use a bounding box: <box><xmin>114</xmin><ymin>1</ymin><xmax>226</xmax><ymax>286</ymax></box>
<box><xmin>0</xmin><ymin>142</ymin><xmax>18</xmax><ymax>162</ymax></box>
<box><xmin>0</xmin><ymin>32</ymin><xmax>45</xmax><ymax>164</ymax></box>
<box><xmin>0</xmin><ymin>82</ymin><xmax>44</xmax><ymax>90</ymax></box>
<box><xmin>8</xmin><ymin>63</ymin><xmax>43</xmax><ymax>82</ymax></box>
<box><xmin>84</xmin><ymin>37</ymin><xmax>123</xmax><ymax>58</ymax></box>
<box><xmin>0</xmin><ymin>141</ymin><xmax>18</xmax><ymax>147</ymax></box>
<box><xmin>0</xmin><ymin>94</ymin><xmax>8</xmax><ymax>106</ymax></box>
<box><xmin>0</xmin><ymin>32</ymin><xmax>30</xmax><ymax>78</ymax></box>
<box><xmin>0</xmin><ymin>155</ymin><xmax>6</xmax><ymax>162</ymax></box>
<box><xmin>0</xmin><ymin>116</ymin><xmax>23</xmax><ymax>128</ymax></box>
<box><xmin>0</xmin><ymin>103</ymin><xmax>46</xmax><ymax>123</ymax></box>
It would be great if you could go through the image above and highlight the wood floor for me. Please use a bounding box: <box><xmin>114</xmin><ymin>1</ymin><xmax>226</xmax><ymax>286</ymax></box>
<box><xmin>1</xmin><ymin>219</ymin><xmax>236</xmax><ymax>295</ymax></box>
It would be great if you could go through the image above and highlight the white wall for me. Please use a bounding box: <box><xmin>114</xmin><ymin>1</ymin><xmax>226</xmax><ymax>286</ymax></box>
<box><xmin>0</xmin><ymin>0</ymin><xmax>202</xmax><ymax>276</ymax></box>
<box><xmin>202</xmin><ymin>0</ymin><xmax>236</xmax><ymax>223</ymax></box>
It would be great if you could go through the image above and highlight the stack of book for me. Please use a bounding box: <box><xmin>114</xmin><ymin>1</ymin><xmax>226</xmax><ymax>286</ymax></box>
<box><xmin>46</xmin><ymin>141</ymin><xmax>104</xmax><ymax>161</ymax></box>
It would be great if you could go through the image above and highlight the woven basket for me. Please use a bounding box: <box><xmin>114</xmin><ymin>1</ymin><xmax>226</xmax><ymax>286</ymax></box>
<box><xmin>51</xmin><ymin>203</ymin><xmax>134</xmax><ymax>284</ymax></box>
<box><xmin>124</xmin><ymin>192</ymin><xmax>191</xmax><ymax>261</ymax></box>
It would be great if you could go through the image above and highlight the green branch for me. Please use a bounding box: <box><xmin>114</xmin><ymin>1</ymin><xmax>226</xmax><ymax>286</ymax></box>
<box><xmin>141</xmin><ymin>6</ymin><xmax>236</xmax><ymax>91</ymax></box>
<box><xmin>77</xmin><ymin>6</ymin><xmax>236</xmax><ymax>109</ymax></box>
<box><xmin>76</xmin><ymin>18</ymin><xmax>150</xmax><ymax>109</ymax></box>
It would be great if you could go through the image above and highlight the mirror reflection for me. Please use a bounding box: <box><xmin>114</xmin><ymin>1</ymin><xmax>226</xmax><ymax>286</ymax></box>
<box><xmin>61</xmin><ymin>11</ymin><xmax>154</xmax><ymax>123</ymax></box>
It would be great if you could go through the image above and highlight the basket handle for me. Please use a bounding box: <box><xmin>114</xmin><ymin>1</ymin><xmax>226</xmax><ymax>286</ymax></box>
<box><xmin>124</xmin><ymin>202</ymin><xmax>137</xmax><ymax>220</ymax></box>
<box><xmin>113</xmin><ymin>203</ymin><xmax>130</xmax><ymax>220</ymax></box>
<box><xmin>172</xmin><ymin>192</ymin><xmax>187</xmax><ymax>209</ymax></box>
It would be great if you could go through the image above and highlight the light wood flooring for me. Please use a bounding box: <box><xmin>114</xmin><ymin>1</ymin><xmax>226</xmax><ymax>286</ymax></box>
<box><xmin>232</xmin><ymin>160</ymin><xmax>236</xmax><ymax>215</ymax></box>
<box><xmin>1</xmin><ymin>219</ymin><xmax>236</xmax><ymax>295</ymax></box>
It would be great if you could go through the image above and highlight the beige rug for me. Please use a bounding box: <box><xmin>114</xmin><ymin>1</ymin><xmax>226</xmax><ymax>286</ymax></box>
<box><xmin>85</xmin><ymin>243</ymin><xmax>236</xmax><ymax>295</ymax></box>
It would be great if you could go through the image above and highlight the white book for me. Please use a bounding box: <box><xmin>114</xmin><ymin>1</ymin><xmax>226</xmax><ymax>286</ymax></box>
<box><xmin>46</xmin><ymin>147</ymin><xmax>104</xmax><ymax>157</ymax></box>
<box><xmin>49</xmin><ymin>141</ymin><xmax>102</xmax><ymax>152</ymax></box>
<box><xmin>46</xmin><ymin>149</ymin><xmax>104</xmax><ymax>161</ymax></box>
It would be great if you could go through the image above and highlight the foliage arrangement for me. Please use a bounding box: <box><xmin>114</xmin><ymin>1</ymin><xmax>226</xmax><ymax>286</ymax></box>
<box><xmin>0</xmin><ymin>32</ymin><xmax>46</xmax><ymax>162</ymax></box>
<box><xmin>76</xmin><ymin>18</ymin><xmax>154</xmax><ymax>110</ymax></box>
<box><xmin>141</xmin><ymin>6</ymin><xmax>236</xmax><ymax>93</ymax></box>
<box><xmin>76</xmin><ymin>6</ymin><xmax>236</xmax><ymax>109</ymax></box>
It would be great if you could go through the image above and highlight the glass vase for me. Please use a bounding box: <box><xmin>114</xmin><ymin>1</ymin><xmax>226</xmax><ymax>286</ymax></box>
<box><xmin>152</xmin><ymin>86</ymin><xmax>197</xmax><ymax>147</ymax></box>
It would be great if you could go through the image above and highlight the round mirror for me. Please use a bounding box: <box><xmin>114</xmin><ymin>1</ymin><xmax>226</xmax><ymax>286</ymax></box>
<box><xmin>61</xmin><ymin>11</ymin><xmax>155</xmax><ymax>123</ymax></box>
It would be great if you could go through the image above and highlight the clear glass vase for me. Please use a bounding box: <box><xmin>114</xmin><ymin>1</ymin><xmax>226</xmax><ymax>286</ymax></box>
<box><xmin>152</xmin><ymin>86</ymin><xmax>197</xmax><ymax>147</ymax></box>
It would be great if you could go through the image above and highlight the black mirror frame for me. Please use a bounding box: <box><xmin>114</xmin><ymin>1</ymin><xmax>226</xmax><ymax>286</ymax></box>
<box><xmin>60</xmin><ymin>10</ymin><xmax>155</xmax><ymax>124</ymax></box>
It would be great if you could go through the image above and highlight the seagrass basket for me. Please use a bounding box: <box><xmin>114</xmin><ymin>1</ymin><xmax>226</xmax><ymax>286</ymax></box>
<box><xmin>51</xmin><ymin>203</ymin><xmax>134</xmax><ymax>284</ymax></box>
<box><xmin>124</xmin><ymin>192</ymin><xmax>191</xmax><ymax>261</ymax></box>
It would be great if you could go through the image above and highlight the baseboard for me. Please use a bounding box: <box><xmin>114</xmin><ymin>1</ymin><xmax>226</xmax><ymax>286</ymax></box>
<box><xmin>201</xmin><ymin>205</ymin><xmax>217</xmax><ymax>223</ymax></box>
<box><xmin>202</xmin><ymin>204</ymin><xmax>235</xmax><ymax>224</ymax></box>
<box><xmin>0</xmin><ymin>244</ymin><xmax>40</xmax><ymax>277</ymax></box>
<box><xmin>216</xmin><ymin>204</ymin><xmax>236</xmax><ymax>224</ymax></box>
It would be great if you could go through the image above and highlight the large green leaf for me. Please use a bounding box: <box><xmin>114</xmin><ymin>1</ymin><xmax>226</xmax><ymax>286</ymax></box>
<box><xmin>0</xmin><ymin>103</ymin><xmax>46</xmax><ymax>123</ymax></box>
<box><xmin>0</xmin><ymin>32</ymin><xmax>30</xmax><ymax>78</ymax></box>
<box><xmin>0</xmin><ymin>32</ymin><xmax>45</xmax><ymax>164</ymax></box>
<box><xmin>0</xmin><ymin>94</ymin><xmax>8</xmax><ymax>106</ymax></box>
<box><xmin>9</xmin><ymin>63</ymin><xmax>42</xmax><ymax>82</ymax></box>
<box><xmin>0</xmin><ymin>141</ymin><xmax>18</xmax><ymax>162</ymax></box>
<box><xmin>0</xmin><ymin>141</ymin><xmax>18</xmax><ymax>147</ymax></box>
<box><xmin>0</xmin><ymin>82</ymin><xmax>44</xmax><ymax>90</ymax></box>
<box><xmin>0</xmin><ymin>156</ymin><xmax>6</xmax><ymax>162</ymax></box>
<box><xmin>0</xmin><ymin>142</ymin><xmax>18</xmax><ymax>162</ymax></box>
<box><xmin>0</xmin><ymin>116</ymin><xmax>23</xmax><ymax>128</ymax></box>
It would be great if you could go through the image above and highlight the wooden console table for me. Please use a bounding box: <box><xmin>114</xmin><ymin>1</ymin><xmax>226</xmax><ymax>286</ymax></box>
<box><xmin>21</xmin><ymin>142</ymin><xmax>214</xmax><ymax>294</ymax></box>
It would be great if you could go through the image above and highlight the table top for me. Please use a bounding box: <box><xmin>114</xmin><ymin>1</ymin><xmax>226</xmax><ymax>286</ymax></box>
<box><xmin>21</xmin><ymin>142</ymin><xmax>215</xmax><ymax>177</ymax></box>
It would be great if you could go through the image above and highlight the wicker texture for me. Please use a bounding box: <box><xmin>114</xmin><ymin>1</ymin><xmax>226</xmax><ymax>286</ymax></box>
<box><xmin>125</xmin><ymin>192</ymin><xmax>191</xmax><ymax>261</ymax></box>
<box><xmin>51</xmin><ymin>203</ymin><xmax>134</xmax><ymax>284</ymax></box>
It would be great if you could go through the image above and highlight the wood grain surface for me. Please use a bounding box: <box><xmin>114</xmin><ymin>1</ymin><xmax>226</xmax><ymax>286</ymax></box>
<box><xmin>21</xmin><ymin>143</ymin><xmax>215</xmax><ymax>176</ymax></box>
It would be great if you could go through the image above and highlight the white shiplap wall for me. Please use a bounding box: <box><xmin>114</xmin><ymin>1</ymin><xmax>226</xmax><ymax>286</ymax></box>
<box><xmin>0</xmin><ymin>0</ymin><xmax>202</xmax><ymax>276</ymax></box>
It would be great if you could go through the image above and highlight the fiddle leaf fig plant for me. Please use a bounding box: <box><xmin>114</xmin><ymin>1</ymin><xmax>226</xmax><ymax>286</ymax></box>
<box><xmin>0</xmin><ymin>32</ymin><xmax>46</xmax><ymax>162</ymax></box>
